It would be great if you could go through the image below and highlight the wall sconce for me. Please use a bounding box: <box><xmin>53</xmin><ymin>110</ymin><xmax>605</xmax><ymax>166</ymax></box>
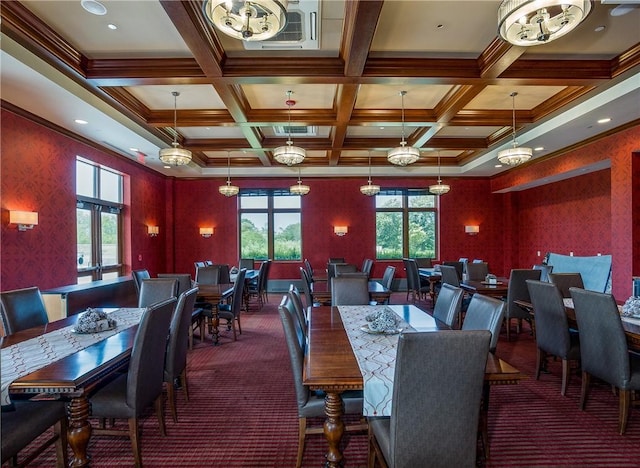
<box><xmin>465</xmin><ymin>225</ymin><xmax>479</xmax><ymax>236</ymax></box>
<box><xmin>334</xmin><ymin>226</ymin><xmax>348</xmax><ymax>237</ymax></box>
<box><xmin>148</xmin><ymin>225</ymin><xmax>159</xmax><ymax>237</ymax></box>
<box><xmin>200</xmin><ymin>227</ymin><xmax>214</xmax><ymax>238</ymax></box>
<box><xmin>9</xmin><ymin>211</ymin><xmax>38</xmax><ymax>231</ymax></box>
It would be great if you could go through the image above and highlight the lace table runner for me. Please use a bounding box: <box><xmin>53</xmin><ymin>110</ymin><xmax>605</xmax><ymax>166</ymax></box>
<box><xmin>1</xmin><ymin>308</ymin><xmax>145</xmax><ymax>406</ymax></box>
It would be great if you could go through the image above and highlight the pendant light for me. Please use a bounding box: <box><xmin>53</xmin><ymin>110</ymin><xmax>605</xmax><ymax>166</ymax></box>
<box><xmin>360</xmin><ymin>151</ymin><xmax>380</xmax><ymax>196</ymax></box>
<box><xmin>289</xmin><ymin>167</ymin><xmax>310</xmax><ymax>196</ymax></box>
<box><xmin>273</xmin><ymin>90</ymin><xmax>306</xmax><ymax>166</ymax></box>
<box><xmin>429</xmin><ymin>152</ymin><xmax>450</xmax><ymax>196</ymax></box>
<box><xmin>219</xmin><ymin>151</ymin><xmax>239</xmax><ymax>197</ymax></box>
<box><xmin>497</xmin><ymin>92</ymin><xmax>533</xmax><ymax>166</ymax></box>
<box><xmin>203</xmin><ymin>0</ymin><xmax>288</xmax><ymax>42</ymax></box>
<box><xmin>159</xmin><ymin>91</ymin><xmax>192</xmax><ymax>166</ymax></box>
<box><xmin>387</xmin><ymin>90</ymin><xmax>420</xmax><ymax>166</ymax></box>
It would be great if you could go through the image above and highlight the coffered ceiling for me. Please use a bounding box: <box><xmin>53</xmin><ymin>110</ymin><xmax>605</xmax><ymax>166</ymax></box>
<box><xmin>1</xmin><ymin>0</ymin><xmax>639</xmax><ymax>180</ymax></box>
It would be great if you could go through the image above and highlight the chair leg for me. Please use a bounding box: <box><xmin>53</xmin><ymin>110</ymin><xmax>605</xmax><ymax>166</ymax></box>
<box><xmin>167</xmin><ymin>381</ymin><xmax>177</xmax><ymax>423</ymax></box>
<box><xmin>296</xmin><ymin>418</ymin><xmax>307</xmax><ymax>468</ymax></box>
<box><xmin>561</xmin><ymin>358</ymin><xmax>570</xmax><ymax>396</ymax></box>
<box><xmin>128</xmin><ymin>418</ymin><xmax>142</xmax><ymax>468</ymax></box>
<box><xmin>619</xmin><ymin>388</ymin><xmax>631</xmax><ymax>435</ymax></box>
<box><xmin>181</xmin><ymin>368</ymin><xmax>189</xmax><ymax>401</ymax></box>
<box><xmin>506</xmin><ymin>318</ymin><xmax>511</xmax><ymax>341</ymax></box>
<box><xmin>580</xmin><ymin>371</ymin><xmax>590</xmax><ymax>410</ymax></box>
<box><xmin>231</xmin><ymin>320</ymin><xmax>237</xmax><ymax>341</ymax></box>
<box><xmin>54</xmin><ymin>417</ymin><xmax>69</xmax><ymax>468</ymax></box>
<box><xmin>154</xmin><ymin>395</ymin><xmax>166</xmax><ymax>436</ymax></box>
<box><xmin>535</xmin><ymin>348</ymin><xmax>544</xmax><ymax>380</ymax></box>
<box><xmin>237</xmin><ymin>316</ymin><xmax>242</xmax><ymax>335</ymax></box>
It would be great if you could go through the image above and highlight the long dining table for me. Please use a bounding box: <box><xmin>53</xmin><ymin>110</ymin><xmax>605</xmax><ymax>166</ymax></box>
<box><xmin>303</xmin><ymin>304</ymin><xmax>524</xmax><ymax>467</ymax></box>
<box><xmin>310</xmin><ymin>280</ymin><xmax>391</xmax><ymax>305</ymax></box>
<box><xmin>1</xmin><ymin>307</ymin><xmax>145</xmax><ymax>467</ymax></box>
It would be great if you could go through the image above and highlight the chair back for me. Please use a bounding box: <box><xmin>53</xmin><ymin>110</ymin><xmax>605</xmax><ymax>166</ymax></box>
<box><xmin>439</xmin><ymin>265</ymin><xmax>460</xmax><ymax>287</ymax></box>
<box><xmin>570</xmin><ymin>288</ymin><xmax>629</xmax><ymax>388</ymax></box>
<box><xmin>165</xmin><ymin>287</ymin><xmax>198</xmax><ymax>381</ymax></box>
<box><xmin>506</xmin><ymin>269</ymin><xmax>542</xmax><ymax>320</ymax></box>
<box><xmin>299</xmin><ymin>267</ymin><xmax>314</xmax><ymax>309</ymax></box>
<box><xmin>0</xmin><ymin>287</ymin><xmax>49</xmax><ymax>335</ymax></box>
<box><xmin>303</xmin><ymin>259</ymin><xmax>314</xmax><ymax>281</ymax></box>
<box><xmin>361</xmin><ymin>258</ymin><xmax>374</xmax><ymax>277</ymax></box>
<box><xmin>387</xmin><ymin>330</ymin><xmax>491</xmax><ymax>468</ymax></box>
<box><xmin>462</xmin><ymin>294</ymin><xmax>506</xmax><ymax>352</ymax></box>
<box><xmin>228</xmin><ymin>268</ymin><xmax>247</xmax><ymax>319</ymax></box>
<box><xmin>127</xmin><ymin>297</ymin><xmax>175</xmax><ymax>412</ymax></box>
<box><xmin>328</xmin><ymin>257</ymin><xmax>345</xmax><ymax>264</ymax></box>
<box><xmin>333</xmin><ymin>263</ymin><xmax>358</xmax><ymax>276</ymax></box>
<box><xmin>549</xmin><ymin>272</ymin><xmax>584</xmax><ymax>298</ymax></box>
<box><xmin>239</xmin><ymin>258</ymin><xmax>255</xmax><ymax>271</ymax></box>
<box><xmin>527</xmin><ymin>280</ymin><xmax>573</xmax><ymax>358</ymax></box>
<box><xmin>382</xmin><ymin>266</ymin><xmax>396</xmax><ymax>290</ymax></box>
<box><xmin>195</xmin><ymin>265</ymin><xmax>221</xmax><ymax>285</ymax></box>
<box><xmin>157</xmin><ymin>273</ymin><xmax>192</xmax><ymax>296</ymax></box>
<box><xmin>258</xmin><ymin>260</ymin><xmax>271</xmax><ymax>294</ymax></box>
<box><xmin>433</xmin><ymin>283</ymin><xmax>464</xmax><ymax>328</ymax></box>
<box><xmin>443</xmin><ymin>261</ymin><xmax>464</xmax><ymax>281</ymax></box>
<box><xmin>414</xmin><ymin>258</ymin><xmax>432</xmax><ymax>268</ymax></box>
<box><xmin>218</xmin><ymin>264</ymin><xmax>231</xmax><ymax>284</ymax></box>
<box><xmin>331</xmin><ymin>276</ymin><xmax>369</xmax><ymax>305</ymax></box>
<box><xmin>132</xmin><ymin>269</ymin><xmax>150</xmax><ymax>294</ymax></box>
<box><xmin>404</xmin><ymin>258</ymin><xmax>421</xmax><ymax>291</ymax></box>
<box><xmin>288</xmin><ymin>284</ymin><xmax>308</xmax><ymax>338</ymax></box>
<box><xmin>138</xmin><ymin>278</ymin><xmax>178</xmax><ymax>308</ymax></box>
<box><xmin>533</xmin><ymin>264</ymin><xmax>553</xmax><ymax>282</ymax></box>
<box><xmin>466</xmin><ymin>262</ymin><xmax>489</xmax><ymax>281</ymax></box>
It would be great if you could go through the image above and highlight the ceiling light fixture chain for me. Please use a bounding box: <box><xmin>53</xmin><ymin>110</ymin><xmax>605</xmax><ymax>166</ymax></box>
<box><xmin>360</xmin><ymin>150</ymin><xmax>381</xmax><ymax>196</ymax></box>
<box><xmin>387</xmin><ymin>90</ymin><xmax>420</xmax><ymax>166</ymax></box>
<box><xmin>219</xmin><ymin>150</ymin><xmax>240</xmax><ymax>197</ymax></box>
<box><xmin>158</xmin><ymin>91</ymin><xmax>192</xmax><ymax>166</ymax></box>
<box><xmin>497</xmin><ymin>91</ymin><xmax>533</xmax><ymax>166</ymax></box>
<box><xmin>429</xmin><ymin>151</ymin><xmax>451</xmax><ymax>196</ymax></box>
<box><xmin>273</xmin><ymin>90</ymin><xmax>306</xmax><ymax>166</ymax></box>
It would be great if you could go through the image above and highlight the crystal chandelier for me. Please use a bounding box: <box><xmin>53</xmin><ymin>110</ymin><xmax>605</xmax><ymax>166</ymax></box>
<box><xmin>497</xmin><ymin>92</ymin><xmax>533</xmax><ymax>166</ymax></box>
<box><xmin>219</xmin><ymin>151</ymin><xmax>240</xmax><ymax>197</ymax></box>
<box><xmin>429</xmin><ymin>152</ymin><xmax>451</xmax><ymax>196</ymax></box>
<box><xmin>290</xmin><ymin>168</ymin><xmax>310</xmax><ymax>196</ymax></box>
<box><xmin>273</xmin><ymin>90</ymin><xmax>306</xmax><ymax>166</ymax></box>
<box><xmin>498</xmin><ymin>0</ymin><xmax>592</xmax><ymax>47</ymax></box>
<box><xmin>159</xmin><ymin>91</ymin><xmax>192</xmax><ymax>166</ymax></box>
<box><xmin>387</xmin><ymin>91</ymin><xmax>420</xmax><ymax>166</ymax></box>
<box><xmin>360</xmin><ymin>151</ymin><xmax>380</xmax><ymax>196</ymax></box>
<box><xmin>203</xmin><ymin>0</ymin><xmax>288</xmax><ymax>42</ymax></box>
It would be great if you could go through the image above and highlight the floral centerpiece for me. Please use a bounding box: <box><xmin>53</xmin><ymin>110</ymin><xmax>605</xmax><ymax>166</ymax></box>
<box><xmin>365</xmin><ymin>307</ymin><xmax>401</xmax><ymax>332</ymax></box>
<box><xmin>74</xmin><ymin>308</ymin><xmax>117</xmax><ymax>333</ymax></box>
<box><xmin>621</xmin><ymin>296</ymin><xmax>640</xmax><ymax>318</ymax></box>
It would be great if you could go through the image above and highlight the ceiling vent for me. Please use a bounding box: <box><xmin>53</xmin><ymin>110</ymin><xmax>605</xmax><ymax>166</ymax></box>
<box><xmin>244</xmin><ymin>0</ymin><xmax>320</xmax><ymax>50</ymax></box>
<box><xmin>274</xmin><ymin>125</ymin><xmax>317</xmax><ymax>137</ymax></box>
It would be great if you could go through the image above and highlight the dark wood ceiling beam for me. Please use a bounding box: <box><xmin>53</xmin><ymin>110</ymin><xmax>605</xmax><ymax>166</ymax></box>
<box><xmin>329</xmin><ymin>84</ymin><xmax>361</xmax><ymax>166</ymax></box>
<box><xmin>451</xmin><ymin>110</ymin><xmax>532</xmax><ymax>126</ymax></box>
<box><xmin>85</xmin><ymin>58</ymin><xmax>205</xmax><ymax>83</ymax></box>
<box><xmin>221</xmin><ymin>57</ymin><xmax>346</xmax><ymax>77</ymax></box>
<box><xmin>500</xmin><ymin>59</ymin><xmax>612</xmax><ymax>81</ymax></box>
<box><xmin>477</xmin><ymin>38</ymin><xmax>526</xmax><ymax>79</ymax></box>
<box><xmin>533</xmin><ymin>86</ymin><xmax>596</xmax><ymax>120</ymax></box>
<box><xmin>434</xmin><ymin>85</ymin><xmax>486</xmax><ymax>123</ymax></box>
<box><xmin>340</xmin><ymin>0</ymin><xmax>383</xmax><ymax>77</ymax></box>
<box><xmin>147</xmin><ymin>109</ymin><xmax>235</xmax><ymax>126</ymax></box>
<box><xmin>611</xmin><ymin>43</ymin><xmax>640</xmax><ymax>78</ymax></box>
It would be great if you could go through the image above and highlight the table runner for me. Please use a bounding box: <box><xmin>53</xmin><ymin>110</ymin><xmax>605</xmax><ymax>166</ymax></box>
<box><xmin>337</xmin><ymin>305</ymin><xmax>414</xmax><ymax>416</ymax></box>
<box><xmin>1</xmin><ymin>308</ymin><xmax>145</xmax><ymax>406</ymax></box>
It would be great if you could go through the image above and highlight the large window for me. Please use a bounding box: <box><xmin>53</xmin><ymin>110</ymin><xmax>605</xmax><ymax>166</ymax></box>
<box><xmin>76</xmin><ymin>158</ymin><xmax>124</xmax><ymax>283</ymax></box>
<box><xmin>239</xmin><ymin>190</ymin><xmax>302</xmax><ymax>261</ymax></box>
<box><xmin>375</xmin><ymin>189</ymin><xmax>437</xmax><ymax>260</ymax></box>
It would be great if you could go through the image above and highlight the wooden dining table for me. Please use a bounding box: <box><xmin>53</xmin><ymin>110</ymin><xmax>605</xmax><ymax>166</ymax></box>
<box><xmin>459</xmin><ymin>277</ymin><xmax>510</xmax><ymax>298</ymax></box>
<box><xmin>310</xmin><ymin>280</ymin><xmax>391</xmax><ymax>305</ymax></box>
<box><xmin>303</xmin><ymin>304</ymin><xmax>524</xmax><ymax>467</ymax></box>
<box><xmin>418</xmin><ymin>267</ymin><xmax>442</xmax><ymax>303</ymax></box>
<box><xmin>196</xmin><ymin>283</ymin><xmax>235</xmax><ymax>344</ymax></box>
<box><xmin>1</xmin><ymin>308</ymin><xmax>144</xmax><ymax>467</ymax></box>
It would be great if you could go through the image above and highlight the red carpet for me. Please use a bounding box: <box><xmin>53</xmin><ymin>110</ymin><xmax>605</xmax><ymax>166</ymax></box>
<box><xmin>16</xmin><ymin>293</ymin><xmax>640</xmax><ymax>467</ymax></box>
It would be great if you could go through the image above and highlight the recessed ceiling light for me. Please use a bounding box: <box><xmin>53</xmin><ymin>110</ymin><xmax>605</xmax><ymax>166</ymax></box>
<box><xmin>598</xmin><ymin>118</ymin><xmax>611</xmax><ymax>124</ymax></box>
<box><xmin>436</xmin><ymin>24</ymin><xmax>444</xmax><ymax>29</ymax></box>
<box><xmin>107</xmin><ymin>23</ymin><xmax>117</xmax><ymax>30</ymax></box>
<box><xmin>74</xmin><ymin>119</ymin><xmax>88</xmax><ymax>125</ymax></box>
<box><xmin>81</xmin><ymin>0</ymin><xmax>107</xmax><ymax>16</ymax></box>
<box><xmin>594</xmin><ymin>25</ymin><xmax>605</xmax><ymax>32</ymax></box>
<box><xmin>534</xmin><ymin>147</ymin><xmax>544</xmax><ymax>151</ymax></box>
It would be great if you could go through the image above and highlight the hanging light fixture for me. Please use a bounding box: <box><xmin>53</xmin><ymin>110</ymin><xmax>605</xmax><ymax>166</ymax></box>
<box><xmin>159</xmin><ymin>91</ymin><xmax>192</xmax><ymax>166</ymax></box>
<box><xmin>289</xmin><ymin>167</ymin><xmax>310</xmax><ymax>196</ymax></box>
<box><xmin>360</xmin><ymin>151</ymin><xmax>380</xmax><ymax>196</ymax></box>
<box><xmin>219</xmin><ymin>151</ymin><xmax>240</xmax><ymax>197</ymax></box>
<box><xmin>273</xmin><ymin>90</ymin><xmax>306</xmax><ymax>166</ymax></box>
<box><xmin>387</xmin><ymin>90</ymin><xmax>420</xmax><ymax>166</ymax></box>
<box><xmin>498</xmin><ymin>0</ymin><xmax>592</xmax><ymax>47</ymax></box>
<box><xmin>497</xmin><ymin>92</ymin><xmax>533</xmax><ymax>166</ymax></box>
<box><xmin>429</xmin><ymin>152</ymin><xmax>451</xmax><ymax>196</ymax></box>
<box><xmin>203</xmin><ymin>0</ymin><xmax>288</xmax><ymax>42</ymax></box>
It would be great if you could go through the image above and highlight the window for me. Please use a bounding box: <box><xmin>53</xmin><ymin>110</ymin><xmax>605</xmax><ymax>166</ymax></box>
<box><xmin>76</xmin><ymin>158</ymin><xmax>124</xmax><ymax>283</ymax></box>
<box><xmin>239</xmin><ymin>190</ymin><xmax>302</xmax><ymax>261</ymax></box>
<box><xmin>375</xmin><ymin>189</ymin><xmax>437</xmax><ymax>260</ymax></box>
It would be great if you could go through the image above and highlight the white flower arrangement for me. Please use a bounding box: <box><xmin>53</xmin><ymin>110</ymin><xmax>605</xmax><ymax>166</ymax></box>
<box><xmin>621</xmin><ymin>296</ymin><xmax>640</xmax><ymax>318</ymax></box>
<box><xmin>365</xmin><ymin>307</ymin><xmax>401</xmax><ymax>332</ymax></box>
<box><xmin>74</xmin><ymin>308</ymin><xmax>117</xmax><ymax>333</ymax></box>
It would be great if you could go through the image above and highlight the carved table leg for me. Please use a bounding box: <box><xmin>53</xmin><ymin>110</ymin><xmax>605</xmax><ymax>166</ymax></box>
<box><xmin>68</xmin><ymin>395</ymin><xmax>92</xmax><ymax>467</ymax></box>
<box><xmin>210</xmin><ymin>307</ymin><xmax>220</xmax><ymax>345</ymax></box>
<box><xmin>323</xmin><ymin>391</ymin><xmax>345</xmax><ymax>468</ymax></box>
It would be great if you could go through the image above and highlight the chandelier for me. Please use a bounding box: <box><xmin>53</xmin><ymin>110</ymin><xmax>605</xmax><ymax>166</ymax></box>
<box><xmin>290</xmin><ymin>168</ymin><xmax>310</xmax><ymax>196</ymax></box>
<box><xmin>203</xmin><ymin>0</ymin><xmax>288</xmax><ymax>42</ymax></box>
<box><xmin>497</xmin><ymin>92</ymin><xmax>533</xmax><ymax>166</ymax></box>
<box><xmin>387</xmin><ymin>91</ymin><xmax>420</xmax><ymax>166</ymax></box>
<box><xmin>159</xmin><ymin>91</ymin><xmax>192</xmax><ymax>166</ymax></box>
<box><xmin>498</xmin><ymin>0</ymin><xmax>592</xmax><ymax>46</ymax></box>
<box><xmin>273</xmin><ymin>91</ymin><xmax>306</xmax><ymax>166</ymax></box>
<box><xmin>219</xmin><ymin>151</ymin><xmax>240</xmax><ymax>197</ymax></box>
<box><xmin>429</xmin><ymin>152</ymin><xmax>450</xmax><ymax>196</ymax></box>
<box><xmin>360</xmin><ymin>151</ymin><xmax>380</xmax><ymax>196</ymax></box>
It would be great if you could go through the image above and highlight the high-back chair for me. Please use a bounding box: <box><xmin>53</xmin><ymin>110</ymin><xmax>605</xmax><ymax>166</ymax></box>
<box><xmin>443</xmin><ymin>261</ymin><xmax>464</xmax><ymax>281</ymax></box>
<box><xmin>461</xmin><ymin>293</ymin><xmax>506</xmax><ymax>353</ymax></box>
<box><xmin>404</xmin><ymin>258</ymin><xmax>429</xmax><ymax>303</ymax></box>
<box><xmin>195</xmin><ymin>265</ymin><xmax>221</xmax><ymax>286</ymax></box>
<box><xmin>549</xmin><ymin>272</ymin><xmax>584</xmax><ymax>298</ymax></box>
<box><xmin>381</xmin><ymin>265</ymin><xmax>396</xmax><ymax>294</ymax></box>
<box><xmin>504</xmin><ymin>269</ymin><xmax>542</xmax><ymax>341</ymax></box>
<box><xmin>288</xmin><ymin>284</ymin><xmax>308</xmax><ymax>339</ymax></box>
<box><xmin>303</xmin><ymin>259</ymin><xmax>315</xmax><ymax>282</ymax></box>
<box><xmin>239</xmin><ymin>258</ymin><xmax>255</xmax><ymax>271</ymax></box>
<box><xmin>368</xmin><ymin>330</ymin><xmax>491</xmax><ymax>468</ymax></box>
<box><xmin>333</xmin><ymin>263</ymin><xmax>358</xmax><ymax>276</ymax></box>
<box><xmin>439</xmin><ymin>265</ymin><xmax>461</xmax><ymax>287</ymax></box>
<box><xmin>299</xmin><ymin>267</ymin><xmax>315</xmax><ymax>309</ymax></box>
<box><xmin>138</xmin><ymin>278</ymin><xmax>178</xmax><ymax>307</ymax></box>
<box><xmin>218</xmin><ymin>268</ymin><xmax>247</xmax><ymax>340</ymax></box>
<box><xmin>533</xmin><ymin>264</ymin><xmax>553</xmax><ymax>282</ymax></box>
<box><xmin>414</xmin><ymin>257</ymin><xmax>433</xmax><ymax>268</ymax></box>
<box><xmin>157</xmin><ymin>273</ymin><xmax>192</xmax><ymax>296</ymax></box>
<box><xmin>0</xmin><ymin>286</ymin><xmax>49</xmax><ymax>335</ymax></box>
<box><xmin>331</xmin><ymin>276</ymin><xmax>369</xmax><ymax>305</ymax></box>
<box><xmin>527</xmin><ymin>280</ymin><xmax>580</xmax><ymax>396</ymax></box>
<box><xmin>432</xmin><ymin>283</ymin><xmax>464</xmax><ymax>328</ymax></box>
<box><xmin>249</xmin><ymin>260</ymin><xmax>271</xmax><ymax>308</ymax></box>
<box><xmin>570</xmin><ymin>287</ymin><xmax>640</xmax><ymax>434</ymax></box>
<box><xmin>217</xmin><ymin>264</ymin><xmax>231</xmax><ymax>284</ymax></box>
<box><xmin>361</xmin><ymin>258</ymin><xmax>374</xmax><ymax>277</ymax></box>
<box><xmin>466</xmin><ymin>262</ymin><xmax>489</xmax><ymax>281</ymax></box>
<box><xmin>132</xmin><ymin>269</ymin><xmax>151</xmax><ymax>295</ymax></box>
<box><xmin>89</xmin><ymin>297</ymin><xmax>176</xmax><ymax>468</ymax></box>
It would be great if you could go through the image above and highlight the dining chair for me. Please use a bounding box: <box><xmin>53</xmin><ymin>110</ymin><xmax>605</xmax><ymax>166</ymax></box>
<box><xmin>131</xmin><ymin>269</ymin><xmax>151</xmax><ymax>295</ymax></box>
<box><xmin>461</xmin><ymin>293</ymin><xmax>506</xmax><ymax>353</ymax></box>
<box><xmin>549</xmin><ymin>272</ymin><xmax>584</xmax><ymax>298</ymax></box>
<box><xmin>195</xmin><ymin>265</ymin><xmax>221</xmax><ymax>286</ymax></box>
<box><xmin>527</xmin><ymin>280</ymin><xmax>580</xmax><ymax>396</ymax></box>
<box><xmin>137</xmin><ymin>278</ymin><xmax>178</xmax><ymax>308</ymax></box>
<box><xmin>361</xmin><ymin>258</ymin><xmax>374</xmax><ymax>277</ymax></box>
<box><xmin>248</xmin><ymin>260</ymin><xmax>271</xmax><ymax>309</ymax></box>
<box><xmin>218</xmin><ymin>268</ymin><xmax>246</xmax><ymax>341</ymax></box>
<box><xmin>333</xmin><ymin>263</ymin><xmax>358</xmax><ymax>276</ymax></box>
<box><xmin>414</xmin><ymin>257</ymin><xmax>433</xmax><ymax>268</ymax></box>
<box><xmin>157</xmin><ymin>273</ymin><xmax>192</xmax><ymax>296</ymax></box>
<box><xmin>89</xmin><ymin>297</ymin><xmax>176</xmax><ymax>468</ymax></box>
<box><xmin>368</xmin><ymin>330</ymin><xmax>491</xmax><ymax>468</ymax></box>
<box><xmin>288</xmin><ymin>284</ymin><xmax>308</xmax><ymax>339</ymax></box>
<box><xmin>278</xmin><ymin>296</ymin><xmax>365</xmax><ymax>468</ymax></box>
<box><xmin>381</xmin><ymin>266</ymin><xmax>396</xmax><ymax>302</ymax></box>
<box><xmin>466</xmin><ymin>262</ymin><xmax>489</xmax><ymax>281</ymax></box>
<box><xmin>504</xmin><ymin>269</ymin><xmax>542</xmax><ymax>341</ymax></box>
<box><xmin>331</xmin><ymin>276</ymin><xmax>370</xmax><ymax>305</ymax></box>
<box><xmin>164</xmin><ymin>287</ymin><xmax>198</xmax><ymax>422</ymax></box>
<box><xmin>0</xmin><ymin>286</ymin><xmax>49</xmax><ymax>335</ymax></box>
<box><xmin>299</xmin><ymin>267</ymin><xmax>317</xmax><ymax>309</ymax></box>
<box><xmin>432</xmin><ymin>283</ymin><xmax>464</xmax><ymax>328</ymax></box>
<box><xmin>403</xmin><ymin>259</ymin><xmax>429</xmax><ymax>303</ymax></box>
<box><xmin>439</xmin><ymin>265</ymin><xmax>461</xmax><ymax>288</ymax></box>
<box><xmin>532</xmin><ymin>264</ymin><xmax>553</xmax><ymax>282</ymax></box>
<box><xmin>443</xmin><ymin>261</ymin><xmax>464</xmax><ymax>281</ymax></box>
<box><xmin>303</xmin><ymin>259</ymin><xmax>315</xmax><ymax>282</ymax></box>
<box><xmin>328</xmin><ymin>257</ymin><xmax>345</xmax><ymax>264</ymax></box>
<box><xmin>239</xmin><ymin>258</ymin><xmax>255</xmax><ymax>271</ymax></box>
<box><xmin>1</xmin><ymin>399</ymin><xmax>68</xmax><ymax>468</ymax></box>
<box><xmin>570</xmin><ymin>287</ymin><xmax>640</xmax><ymax>434</ymax></box>
<box><xmin>217</xmin><ymin>264</ymin><xmax>231</xmax><ymax>284</ymax></box>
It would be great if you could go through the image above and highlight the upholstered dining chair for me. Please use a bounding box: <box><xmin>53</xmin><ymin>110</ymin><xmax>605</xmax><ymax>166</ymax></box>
<box><xmin>533</xmin><ymin>264</ymin><xmax>553</xmax><ymax>282</ymax></box>
<box><xmin>331</xmin><ymin>276</ymin><xmax>370</xmax><ymax>306</ymax></box>
<box><xmin>403</xmin><ymin>259</ymin><xmax>430</xmax><ymax>303</ymax></box>
<box><xmin>248</xmin><ymin>260</ymin><xmax>271</xmax><ymax>309</ymax></box>
<box><xmin>466</xmin><ymin>262</ymin><xmax>489</xmax><ymax>281</ymax></box>
<box><xmin>442</xmin><ymin>261</ymin><xmax>464</xmax><ymax>281</ymax></box>
<box><xmin>381</xmin><ymin>266</ymin><xmax>396</xmax><ymax>303</ymax></box>
<box><xmin>132</xmin><ymin>269</ymin><xmax>151</xmax><ymax>295</ymax></box>
<box><xmin>361</xmin><ymin>258</ymin><xmax>374</xmax><ymax>277</ymax></box>
<box><xmin>217</xmin><ymin>264</ymin><xmax>231</xmax><ymax>284</ymax></box>
<box><xmin>504</xmin><ymin>269</ymin><xmax>542</xmax><ymax>341</ymax></box>
<box><xmin>334</xmin><ymin>263</ymin><xmax>358</xmax><ymax>276</ymax></box>
<box><xmin>549</xmin><ymin>272</ymin><xmax>584</xmax><ymax>298</ymax></box>
<box><xmin>527</xmin><ymin>280</ymin><xmax>580</xmax><ymax>396</ymax></box>
<box><xmin>137</xmin><ymin>278</ymin><xmax>178</xmax><ymax>308</ymax></box>
<box><xmin>570</xmin><ymin>287</ymin><xmax>640</xmax><ymax>434</ymax></box>
<box><xmin>368</xmin><ymin>330</ymin><xmax>491</xmax><ymax>468</ymax></box>
<box><xmin>432</xmin><ymin>283</ymin><xmax>464</xmax><ymax>328</ymax></box>
<box><xmin>1</xmin><ymin>399</ymin><xmax>68</xmax><ymax>467</ymax></box>
<box><xmin>414</xmin><ymin>257</ymin><xmax>433</xmax><ymax>268</ymax></box>
<box><xmin>299</xmin><ymin>267</ymin><xmax>316</xmax><ymax>309</ymax></box>
<box><xmin>303</xmin><ymin>259</ymin><xmax>315</xmax><ymax>283</ymax></box>
<box><xmin>439</xmin><ymin>265</ymin><xmax>461</xmax><ymax>288</ymax></box>
<box><xmin>195</xmin><ymin>265</ymin><xmax>221</xmax><ymax>286</ymax></box>
<box><xmin>278</xmin><ymin>296</ymin><xmax>365</xmax><ymax>468</ymax></box>
<box><xmin>0</xmin><ymin>286</ymin><xmax>49</xmax><ymax>335</ymax></box>
<box><xmin>288</xmin><ymin>284</ymin><xmax>308</xmax><ymax>339</ymax></box>
<box><xmin>218</xmin><ymin>268</ymin><xmax>246</xmax><ymax>341</ymax></box>
<box><xmin>461</xmin><ymin>294</ymin><xmax>506</xmax><ymax>353</ymax></box>
<box><xmin>164</xmin><ymin>287</ymin><xmax>198</xmax><ymax>422</ymax></box>
<box><xmin>239</xmin><ymin>258</ymin><xmax>255</xmax><ymax>271</ymax></box>
<box><xmin>89</xmin><ymin>297</ymin><xmax>176</xmax><ymax>468</ymax></box>
<box><xmin>157</xmin><ymin>273</ymin><xmax>192</xmax><ymax>296</ymax></box>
